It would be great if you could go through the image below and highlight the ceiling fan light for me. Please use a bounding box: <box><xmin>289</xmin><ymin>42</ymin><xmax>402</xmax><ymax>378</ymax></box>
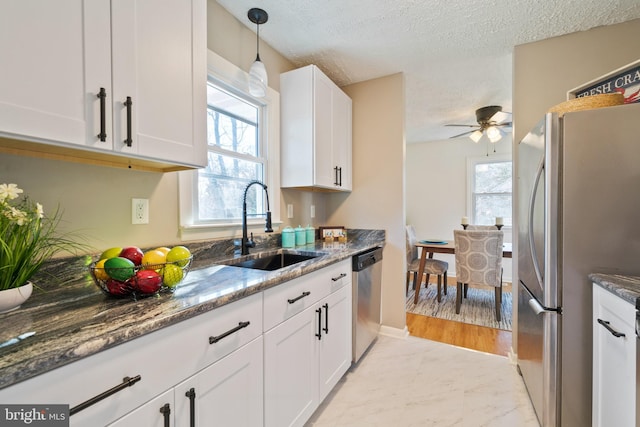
<box><xmin>249</xmin><ymin>58</ymin><xmax>267</xmax><ymax>97</ymax></box>
<box><xmin>487</xmin><ymin>126</ymin><xmax>502</xmax><ymax>142</ymax></box>
<box><xmin>469</xmin><ymin>130</ymin><xmax>483</xmax><ymax>143</ymax></box>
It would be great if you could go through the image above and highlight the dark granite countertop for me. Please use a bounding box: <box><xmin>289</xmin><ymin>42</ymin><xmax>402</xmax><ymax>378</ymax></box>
<box><xmin>590</xmin><ymin>273</ymin><xmax>640</xmax><ymax>309</ymax></box>
<box><xmin>0</xmin><ymin>229</ymin><xmax>385</xmax><ymax>390</ymax></box>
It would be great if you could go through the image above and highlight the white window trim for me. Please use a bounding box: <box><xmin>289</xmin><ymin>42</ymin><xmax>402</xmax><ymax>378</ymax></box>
<box><xmin>178</xmin><ymin>50</ymin><xmax>281</xmax><ymax>241</ymax></box>
<box><xmin>465</xmin><ymin>153</ymin><xmax>511</xmax><ymax>228</ymax></box>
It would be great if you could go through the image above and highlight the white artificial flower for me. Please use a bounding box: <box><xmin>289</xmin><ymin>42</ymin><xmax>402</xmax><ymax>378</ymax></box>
<box><xmin>0</xmin><ymin>183</ymin><xmax>23</xmax><ymax>201</ymax></box>
<box><xmin>36</xmin><ymin>203</ymin><xmax>44</xmax><ymax>219</ymax></box>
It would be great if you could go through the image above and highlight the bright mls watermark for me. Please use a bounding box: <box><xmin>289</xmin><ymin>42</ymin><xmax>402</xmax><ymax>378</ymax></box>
<box><xmin>0</xmin><ymin>405</ymin><xmax>69</xmax><ymax>426</ymax></box>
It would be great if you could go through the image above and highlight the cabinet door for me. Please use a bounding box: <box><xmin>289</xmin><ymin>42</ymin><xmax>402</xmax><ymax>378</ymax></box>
<box><xmin>318</xmin><ymin>284</ymin><xmax>352</xmax><ymax>401</ymax></box>
<box><xmin>111</xmin><ymin>0</ymin><xmax>206</xmax><ymax>167</ymax></box>
<box><xmin>108</xmin><ymin>389</ymin><xmax>174</xmax><ymax>427</ymax></box>
<box><xmin>332</xmin><ymin>89</ymin><xmax>352</xmax><ymax>191</ymax></box>
<box><xmin>592</xmin><ymin>285</ymin><xmax>636</xmax><ymax>427</ymax></box>
<box><xmin>264</xmin><ymin>306</ymin><xmax>319</xmax><ymax>427</ymax></box>
<box><xmin>175</xmin><ymin>337</ymin><xmax>263</xmax><ymax>427</ymax></box>
<box><xmin>313</xmin><ymin>69</ymin><xmax>334</xmax><ymax>188</ymax></box>
<box><xmin>0</xmin><ymin>0</ymin><xmax>112</xmax><ymax>150</ymax></box>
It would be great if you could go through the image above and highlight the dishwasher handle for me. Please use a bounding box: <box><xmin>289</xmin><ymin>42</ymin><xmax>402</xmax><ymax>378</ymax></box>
<box><xmin>352</xmin><ymin>247</ymin><xmax>383</xmax><ymax>271</ymax></box>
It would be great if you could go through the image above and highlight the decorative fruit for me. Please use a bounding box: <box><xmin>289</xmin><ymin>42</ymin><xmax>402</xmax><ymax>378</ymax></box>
<box><xmin>131</xmin><ymin>269</ymin><xmax>162</xmax><ymax>294</ymax></box>
<box><xmin>119</xmin><ymin>246</ymin><xmax>144</xmax><ymax>266</ymax></box>
<box><xmin>154</xmin><ymin>247</ymin><xmax>171</xmax><ymax>256</ymax></box>
<box><xmin>141</xmin><ymin>249</ymin><xmax>167</xmax><ymax>270</ymax></box>
<box><xmin>166</xmin><ymin>246</ymin><xmax>191</xmax><ymax>268</ymax></box>
<box><xmin>104</xmin><ymin>257</ymin><xmax>136</xmax><ymax>281</ymax></box>
<box><xmin>93</xmin><ymin>258</ymin><xmax>110</xmax><ymax>281</ymax></box>
<box><xmin>99</xmin><ymin>247</ymin><xmax>123</xmax><ymax>261</ymax></box>
<box><xmin>105</xmin><ymin>279</ymin><xmax>132</xmax><ymax>296</ymax></box>
<box><xmin>162</xmin><ymin>264</ymin><xmax>184</xmax><ymax>288</ymax></box>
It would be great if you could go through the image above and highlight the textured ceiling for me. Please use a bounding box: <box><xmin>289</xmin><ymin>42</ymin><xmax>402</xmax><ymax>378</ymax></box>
<box><xmin>216</xmin><ymin>0</ymin><xmax>640</xmax><ymax>143</ymax></box>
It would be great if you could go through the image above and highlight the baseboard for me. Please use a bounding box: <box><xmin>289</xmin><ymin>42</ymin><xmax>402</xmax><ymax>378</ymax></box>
<box><xmin>378</xmin><ymin>324</ymin><xmax>410</xmax><ymax>339</ymax></box>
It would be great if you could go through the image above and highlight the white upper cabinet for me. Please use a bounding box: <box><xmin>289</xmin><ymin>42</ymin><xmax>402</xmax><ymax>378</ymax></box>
<box><xmin>280</xmin><ymin>65</ymin><xmax>352</xmax><ymax>191</ymax></box>
<box><xmin>0</xmin><ymin>0</ymin><xmax>207</xmax><ymax>171</ymax></box>
<box><xmin>0</xmin><ymin>0</ymin><xmax>112</xmax><ymax>150</ymax></box>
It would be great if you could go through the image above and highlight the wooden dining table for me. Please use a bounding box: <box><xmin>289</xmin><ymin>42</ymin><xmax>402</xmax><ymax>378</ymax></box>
<box><xmin>413</xmin><ymin>240</ymin><xmax>512</xmax><ymax>304</ymax></box>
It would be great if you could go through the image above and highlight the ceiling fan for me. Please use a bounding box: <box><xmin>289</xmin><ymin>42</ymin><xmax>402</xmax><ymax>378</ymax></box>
<box><xmin>445</xmin><ymin>105</ymin><xmax>512</xmax><ymax>142</ymax></box>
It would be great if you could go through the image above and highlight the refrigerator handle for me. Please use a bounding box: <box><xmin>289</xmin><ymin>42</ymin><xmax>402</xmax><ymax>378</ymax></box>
<box><xmin>528</xmin><ymin>158</ymin><xmax>545</xmax><ymax>287</ymax></box>
<box><xmin>521</xmin><ymin>280</ymin><xmax>561</xmax><ymax>315</ymax></box>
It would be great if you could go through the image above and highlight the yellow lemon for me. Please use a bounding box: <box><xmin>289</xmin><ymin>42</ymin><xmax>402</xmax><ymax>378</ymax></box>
<box><xmin>154</xmin><ymin>247</ymin><xmax>171</xmax><ymax>256</ymax></box>
<box><xmin>166</xmin><ymin>246</ymin><xmax>191</xmax><ymax>268</ymax></box>
<box><xmin>162</xmin><ymin>264</ymin><xmax>184</xmax><ymax>288</ymax></box>
<box><xmin>141</xmin><ymin>249</ymin><xmax>167</xmax><ymax>270</ymax></box>
<box><xmin>93</xmin><ymin>258</ymin><xmax>110</xmax><ymax>281</ymax></box>
<box><xmin>99</xmin><ymin>247</ymin><xmax>123</xmax><ymax>261</ymax></box>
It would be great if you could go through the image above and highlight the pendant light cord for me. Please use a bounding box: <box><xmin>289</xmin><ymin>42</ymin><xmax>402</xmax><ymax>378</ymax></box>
<box><xmin>255</xmin><ymin>22</ymin><xmax>261</xmax><ymax>62</ymax></box>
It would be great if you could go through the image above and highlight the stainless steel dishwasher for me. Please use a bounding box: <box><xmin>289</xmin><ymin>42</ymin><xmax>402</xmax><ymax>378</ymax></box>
<box><xmin>352</xmin><ymin>247</ymin><xmax>382</xmax><ymax>362</ymax></box>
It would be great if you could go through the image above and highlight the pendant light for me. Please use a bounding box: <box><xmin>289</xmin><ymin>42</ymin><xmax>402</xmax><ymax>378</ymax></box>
<box><xmin>248</xmin><ymin>8</ymin><xmax>268</xmax><ymax>98</ymax></box>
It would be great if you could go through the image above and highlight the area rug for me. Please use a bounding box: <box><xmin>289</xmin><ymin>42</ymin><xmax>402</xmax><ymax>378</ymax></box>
<box><xmin>406</xmin><ymin>285</ymin><xmax>512</xmax><ymax>331</ymax></box>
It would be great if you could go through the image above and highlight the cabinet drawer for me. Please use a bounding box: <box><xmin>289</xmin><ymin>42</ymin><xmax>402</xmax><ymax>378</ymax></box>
<box><xmin>263</xmin><ymin>260</ymin><xmax>350</xmax><ymax>331</ymax></box>
<box><xmin>0</xmin><ymin>319</ymin><xmax>196</xmax><ymax>426</ymax></box>
<box><xmin>181</xmin><ymin>292</ymin><xmax>263</xmax><ymax>372</ymax></box>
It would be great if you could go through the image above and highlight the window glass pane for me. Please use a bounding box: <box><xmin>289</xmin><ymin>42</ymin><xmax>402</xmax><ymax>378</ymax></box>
<box><xmin>207</xmin><ymin>84</ymin><xmax>257</xmax><ymax>124</ymax></box>
<box><xmin>474</xmin><ymin>194</ymin><xmax>512</xmax><ymax>226</ymax></box>
<box><xmin>207</xmin><ymin>107</ymin><xmax>258</xmax><ymax>157</ymax></box>
<box><xmin>474</xmin><ymin>162</ymin><xmax>511</xmax><ymax>192</ymax></box>
<box><xmin>198</xmin><ymin>155</ymin><xmax>264</xmax><ymax>221</ymax></box>
<box><xmin>197</xmin><ymin>81</ymin><xmax>265</xmax><ymax>223</ymax></box>
<box><xmin>472</xmin><ymin>160</ymin><xmax>512</xmax><ymax>226</ymax></box>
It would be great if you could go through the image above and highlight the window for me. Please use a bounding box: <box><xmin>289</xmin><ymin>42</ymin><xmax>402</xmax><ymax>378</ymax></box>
<box><xmin>468</xmin><ymin>155</ymin><xmax>512</xmax><ymax>226</ymax></box>
<box><xmin>198</xmin><ymin>85</ymin><xmax>266</xmax><ymax>223</ymax></box>
<box><xmin>179</xmin><ymin>51</ymin><xmax>280</xmax><ymax>239</ymax></box>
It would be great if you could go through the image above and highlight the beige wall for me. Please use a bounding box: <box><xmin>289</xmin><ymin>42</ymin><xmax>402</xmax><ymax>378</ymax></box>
<box><xmin>328</xmin><ymin>73</ymin><xmax>406</xmax><ymax>331</ymax></box>
<box><xmin>513</xmin><ymin>18</ymin><xmax>640</xmax><ymax>143</ymax></box>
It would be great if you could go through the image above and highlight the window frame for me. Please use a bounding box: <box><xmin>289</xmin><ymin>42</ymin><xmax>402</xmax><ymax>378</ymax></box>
<box><xmin>466</xmin><ymin>153</ymin><xmax>512</xmax><ymax>227</ymax></box>
<box><xmin>178</xmin><ymin>50</ymin><xmax>281</xmax><ymax>240</ymax></box>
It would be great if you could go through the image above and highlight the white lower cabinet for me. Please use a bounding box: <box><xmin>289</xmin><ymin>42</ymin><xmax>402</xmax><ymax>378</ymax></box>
<box><xmin>0</xmin><ymin>261</ymin><xmax>356</xmax><ymax>427</ymax></box>
<box><xmin>109</xmin><ymin>337</ymin><xmax>263</xmax><ymax>427</ymax></box>
<box><xmin>174</xmin><ymin>336</ymin><xmax>264</xmax><ymax>427</ymax></box>
<box><xmin>264</xmin><ymin>260</ymin><xmax>352</xmax><ymax>427</ymax></box>
<box><xmin>108</xmin><ymin>389</ymin><xmax>175</xmax><ymax>426</ymax></box>
<box><xmin>592</xmin><ymin>284</ymin><xmax>636</xmax><ymax>427</ymax></box>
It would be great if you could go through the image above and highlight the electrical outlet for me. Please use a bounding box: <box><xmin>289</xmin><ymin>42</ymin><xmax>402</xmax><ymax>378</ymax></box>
<box><xmin>310</xmin><ymin>205</ymin><xmax>315</xmax><ymax>218</ymax></box>
<box><xmin>287</xmin><ymin>204</ymin><xmax>294</xmax><ymax>219</ymax></box>
<box><xmin>132</xmin><ymin>198</ymin><xmax>149</xmax><ymax>224</ymax></box>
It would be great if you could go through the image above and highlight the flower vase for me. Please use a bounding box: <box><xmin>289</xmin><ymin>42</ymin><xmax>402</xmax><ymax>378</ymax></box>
<box><xmin>0</xmin><ymin>282</ymin><xmax>33</xmax><ymax>313</ymax></box>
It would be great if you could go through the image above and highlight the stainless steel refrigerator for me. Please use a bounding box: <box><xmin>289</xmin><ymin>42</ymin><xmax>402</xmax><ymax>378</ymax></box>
<box><xmin>517</xmin><ymin>102</ymin><xmax>640</xmax><ymax>427</ymax></box>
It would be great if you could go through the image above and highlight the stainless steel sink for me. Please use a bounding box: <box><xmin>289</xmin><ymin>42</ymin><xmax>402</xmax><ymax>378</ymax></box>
<box><xmin>226</xmin><ymin>252</ymin><xmax>319</xmax><ymax>271</ymax></box>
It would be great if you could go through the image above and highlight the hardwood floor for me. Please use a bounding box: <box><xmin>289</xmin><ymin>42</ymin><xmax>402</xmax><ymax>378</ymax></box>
<box><xmin>406</xmin><ymin>312</ymin><xmax>512</xmax><ymax>356</ymax></box>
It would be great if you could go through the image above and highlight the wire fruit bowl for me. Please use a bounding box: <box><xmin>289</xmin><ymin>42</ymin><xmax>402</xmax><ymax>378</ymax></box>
<box><xmin>89</xmin><ymin>257</ymin><xmax>192</xmax><ymax>298</ymax></box>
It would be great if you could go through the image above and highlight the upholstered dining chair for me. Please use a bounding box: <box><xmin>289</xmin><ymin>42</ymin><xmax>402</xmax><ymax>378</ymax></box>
<box><xmin>406</xmin><ymin>225</ymin><xmax>449</xmax><ymax>302</ymax></box>
<box><xmin>453</xmin><ymin>229</ymin><xmax>504</xmax><ymax>321</ymax></box>
<box><xmin>466</xmin><ymin>225</ymin><xmax>500</xmax><ymax>230</ymax></box>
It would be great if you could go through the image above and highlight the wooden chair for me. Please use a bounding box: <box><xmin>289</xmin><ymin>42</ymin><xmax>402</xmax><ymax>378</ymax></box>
<box><xmin>453</xmin><ymin>229</ymin><xmax>504</xmax><ymax>321</ymax></box>
<box><xmin>406</xmin><ymin>225</ymin><xmax>449</xmax><ymax>302</ymax></box>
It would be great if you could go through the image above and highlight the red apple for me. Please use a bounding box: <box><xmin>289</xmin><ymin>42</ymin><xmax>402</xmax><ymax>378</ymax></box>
<box><xmin>119</xmin><ymin>246</ymin><xmax>144</xmax><ymax>266</ymax></box>
<box><xmin>131</xmin><ymin>269</ymin><xmax>162</xmax><ymax>294</ymax></box>
<box><xmin>106</xmin><ymin>279</ymin><xmax>132</xmax><ymax>296</ymax></box>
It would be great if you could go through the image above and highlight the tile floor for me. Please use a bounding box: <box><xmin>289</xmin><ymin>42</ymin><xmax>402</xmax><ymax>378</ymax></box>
<box><xmin>305</xmin><ymin>335</ymin><xmax>540</xmax><ymax>427</ymax></box>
